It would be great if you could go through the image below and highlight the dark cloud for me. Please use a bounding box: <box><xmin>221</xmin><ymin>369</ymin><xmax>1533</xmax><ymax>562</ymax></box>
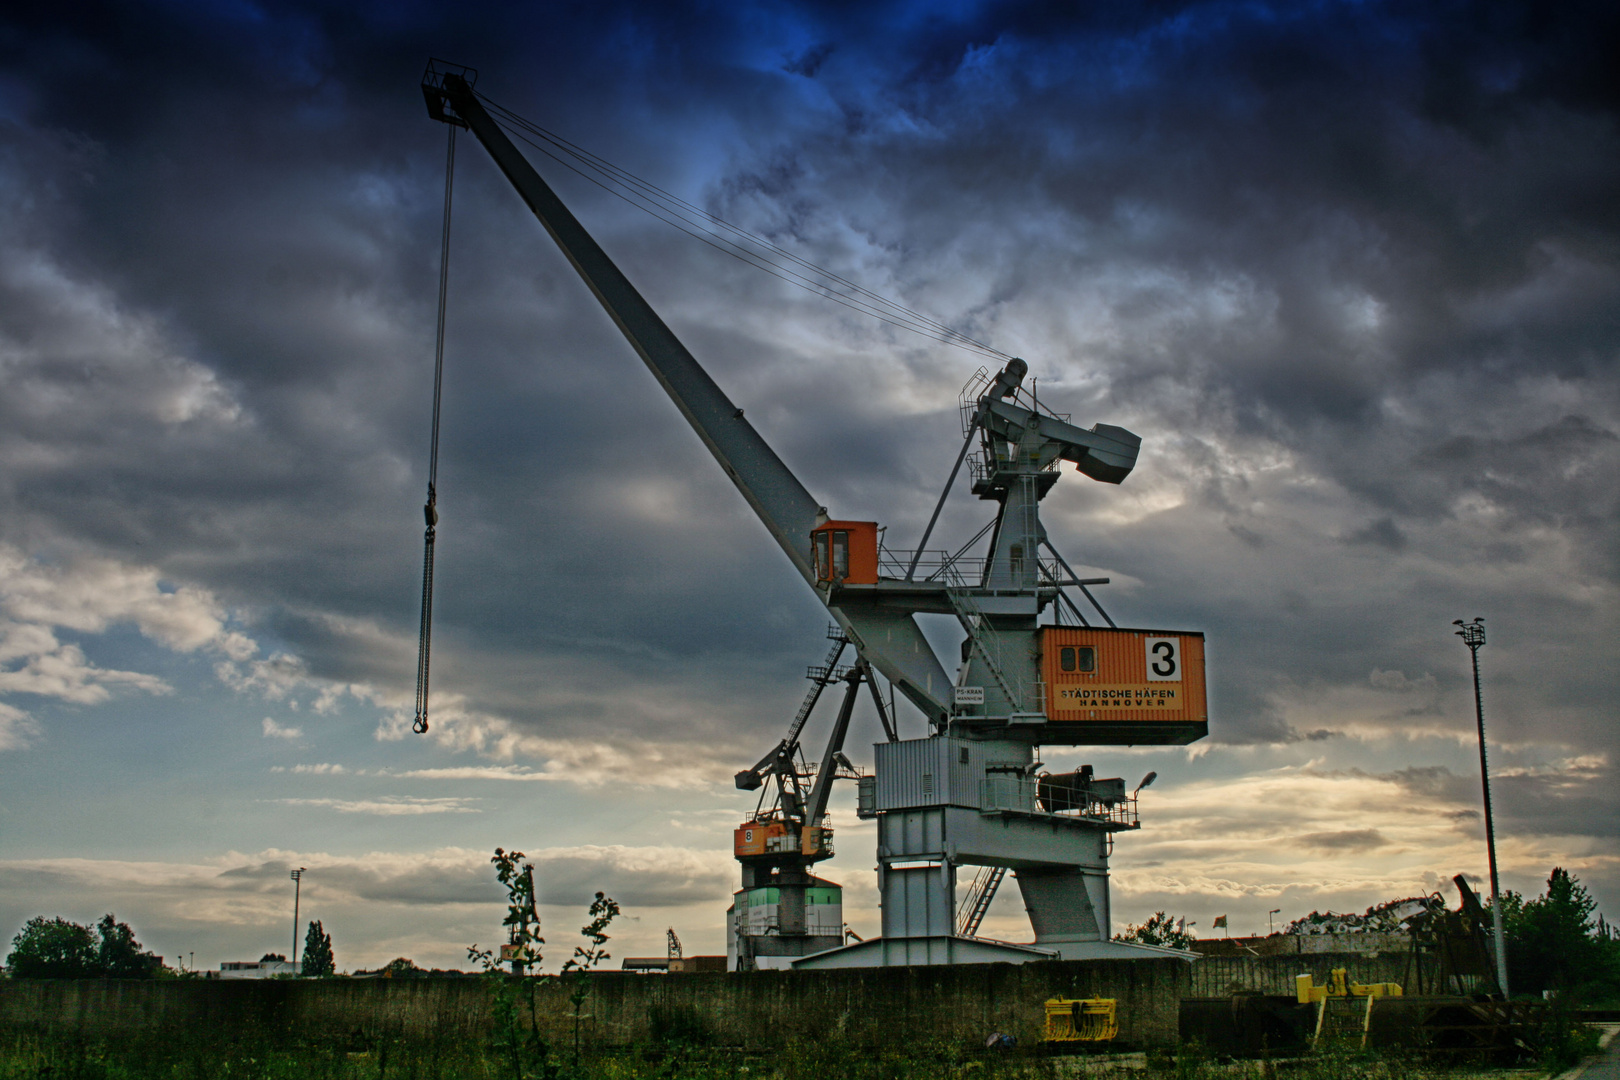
<box><xmin>1294</xmin><ymin>829</ymin><xmax>1388</xmax><ymax>852</ymax></box>
<box><xmin>0</xmin><ymin>1</ymin><xmax>1614</xmax><ymax>799</ymax></box>
<box><xmin>1343</xmin><ymin>517</ymin><xmax>1406</xmax><ymax>553</ymax></box>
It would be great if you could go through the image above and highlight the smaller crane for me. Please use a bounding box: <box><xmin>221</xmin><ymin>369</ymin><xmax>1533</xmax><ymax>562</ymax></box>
<box><xmin>729</xmin><ymin>626</ymin><xmax>894</xmax><ymax>970</ymax></box>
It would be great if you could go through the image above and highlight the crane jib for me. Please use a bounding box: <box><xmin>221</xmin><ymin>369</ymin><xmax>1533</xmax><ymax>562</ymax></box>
<box><xmin>422</xmin><ymin>64</ymin><xmax>954</xmax><ymax>722</ymax></box>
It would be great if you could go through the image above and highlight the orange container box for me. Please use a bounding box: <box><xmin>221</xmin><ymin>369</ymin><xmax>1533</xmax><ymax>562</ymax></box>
<box><xmin>735</xmin><ymin>820</ymin><xmax>795</xmax><ymax>859</ymax></box>
<box><xmin>1039</xmin><ymin>627</ymin><xmax>1207</xmax><ymax>734</ymax></box>
<box><xmin>734</xmin><ymin>824</ymin><xmax>766</xmax><ymax>858</ymax></box>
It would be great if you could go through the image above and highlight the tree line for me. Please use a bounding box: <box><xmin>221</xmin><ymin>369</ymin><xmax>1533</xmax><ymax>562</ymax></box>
<box><xmin>1116</xmin><ymin>866</ymin><xmax>1618</xmax><ymax>1003</ymax></box>
<box><xmin>4</xmin><ymin>915</ymin><xmax>338</xmax><ymax>979</ymax></box>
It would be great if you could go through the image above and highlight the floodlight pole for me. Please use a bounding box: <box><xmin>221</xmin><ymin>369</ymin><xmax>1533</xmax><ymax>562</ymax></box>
<box><xmin>290</xmin><ymin>868</ymin><xmax>305</xmax><ymax>973</ymax></box>
<box><xmin>1455</xmin><ymin>618</ymin><xmax>1509</xmax><ymax>997</ymax></box>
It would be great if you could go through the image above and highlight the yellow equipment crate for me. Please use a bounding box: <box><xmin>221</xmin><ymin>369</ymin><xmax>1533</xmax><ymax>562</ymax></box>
<box><xmin>1044</xmin><ymin>998</ymin><xmax>1118</xmax><ymax>1042</ymax></box>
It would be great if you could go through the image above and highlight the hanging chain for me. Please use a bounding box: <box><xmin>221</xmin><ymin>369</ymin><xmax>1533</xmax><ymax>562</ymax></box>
<box><xmin>414</xmin><ymin>125</ymin><xmax>457</xmax><ymax>734</ymax></box>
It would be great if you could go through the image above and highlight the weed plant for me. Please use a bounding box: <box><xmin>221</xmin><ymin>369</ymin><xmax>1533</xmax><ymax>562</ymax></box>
<box><xmin>0</xmin><ymin>1029</ymin><xmax>1597</xmax><ymax>1080</ymax></box>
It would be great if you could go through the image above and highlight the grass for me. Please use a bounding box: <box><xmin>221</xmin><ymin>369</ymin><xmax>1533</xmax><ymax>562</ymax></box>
<box><xmin>0</xmin><ymin>1029</ymin><xmax>1594</xmax><ymax>1080</ymax></box>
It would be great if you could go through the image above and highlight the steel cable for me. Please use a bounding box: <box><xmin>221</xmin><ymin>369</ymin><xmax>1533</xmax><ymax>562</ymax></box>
<box><xmin>476</xmin><ymin>94</ymin><xmax>1011</xmax><ymax>361</ymax></box>
<box><xmin>413</xmin><ymin>125</ymin><xmax>457</xmax><ymax>734</ymax></box>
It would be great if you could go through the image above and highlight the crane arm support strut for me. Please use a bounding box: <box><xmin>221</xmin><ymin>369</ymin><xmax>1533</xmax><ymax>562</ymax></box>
<box><xmin>805</xmin><ymin>669</ymin><xmax>862</xmax><ymax>825</ymax></box>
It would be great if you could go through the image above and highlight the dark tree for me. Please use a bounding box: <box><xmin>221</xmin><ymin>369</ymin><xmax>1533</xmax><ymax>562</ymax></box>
<box><xmin>1504</xmin><ymin>867</ymin><xmax>1619</xmax><ymax>1000</ymax></box>
<box><xmin>95</xmin><ymin>914</ymin><xmax>161</xmax><ymax>978</ymax></box>
<box><xmin>301</xmin><ymin>920</ymin><xmax>335</xmax><ymax>977</ymax></box>
<box><xmin>6</xmin><ymin>917</ymin><xmax>98</xmax><ymax>978</ymax></box>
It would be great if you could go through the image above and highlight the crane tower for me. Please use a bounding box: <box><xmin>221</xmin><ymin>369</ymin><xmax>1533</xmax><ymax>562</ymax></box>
<box><xmin>423</xmin><ymin>61</ymin><xmax>1208</xmax><ymax>969</ymax></box>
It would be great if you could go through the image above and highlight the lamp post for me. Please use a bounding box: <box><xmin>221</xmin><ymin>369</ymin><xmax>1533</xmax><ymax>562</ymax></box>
<box><xmin>1269</xmin><ymin>909</ymin><xmax>1281</xmax><ymax>936</ymax></box>
<box><xmin>1454</xmin><ymin>618</ymin><xmax>1509</xmax><ymax>997</ymax></box>
<box><xmin>290</xmin><ymin>868</ymin><xmax>306</xmax><ymax>973</ymax></box>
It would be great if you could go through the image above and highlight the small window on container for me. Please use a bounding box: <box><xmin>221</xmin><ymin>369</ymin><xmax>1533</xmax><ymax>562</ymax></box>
<box><xmin>1077</xmin><ymin>647</ymin><xmax>1096</xmax><ymax>672</ymax></box>
<box><xmin>814</xmin><ymin>531</ymin><xmax>831</xmax><ymax>581</ymax></box>
<box><xmin>832</xmin><ymin>531</ymin><xmax>849</xmax><ymax>580</ymax></box>
<box><xmin>1060</xmin><ymin>647</ymin><xmax>1077</xmax><ymax>672</ymax></box>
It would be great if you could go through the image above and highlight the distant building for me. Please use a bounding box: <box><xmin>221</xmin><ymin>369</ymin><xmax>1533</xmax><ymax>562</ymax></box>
<box><xmin>669</xmin><ymin>956</ymin><xmax>726</xmax><ymax>973</ymax></box>
<box><xmin>620</xmin><ymin>956</ymin><xmax>670</xmax><ymax>972</ymax></box>
<box><xmin>220</xmin><ymin>959</ymin><xmax>298</xmax><ymax>979</ymax></box>
<box><xmin>618</xmin><ymin>955</ymin><xmax>727</xmax><ymax>974</ymax></box>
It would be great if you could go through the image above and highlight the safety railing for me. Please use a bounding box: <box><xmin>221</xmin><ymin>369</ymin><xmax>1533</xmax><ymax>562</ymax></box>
<box><xmin>877</xmin><ymin>547</ymin><xmax>984</xmax><ymax>584</ymax></box>
<box><xmin>978</xmin><ymin>777</ymin><xmax>1140</xmax><ymax>827</ymax></box>
<box><xmin>966</xmin><ymin>451</ymin><xmax>1060</xmax><ymax>487</ymax></box>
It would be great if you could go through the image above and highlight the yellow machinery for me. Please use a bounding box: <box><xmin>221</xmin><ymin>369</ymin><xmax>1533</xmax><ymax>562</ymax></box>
<box><xmin>1296</xmin><ymin>969</ymin><xmax>1403</xmax><ymax>1003</ymax></box>
<box><xmin>1044</xmin><ymin>998</ymin><xmax>1118</xmax><ymax>1043</ymax></box>
<box><xmin>1297</xmin><ymin>969</ymin><xmax>1402</xmax><ymax>1049</ymax></box>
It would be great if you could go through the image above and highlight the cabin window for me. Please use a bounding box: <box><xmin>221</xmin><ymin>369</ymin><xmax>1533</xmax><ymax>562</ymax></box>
<box><xmin>1059</xmin><ymin>646</ymin><xmax>1096</xmax><ymax>674</ymax></box>
<box><xmin>814</xmin><ymin>531</ymin><xmax>830</xmax><ymax>581</ymax></box>
<box><xmin>832</xmin><ymin>531</ymin><xmax>849</xmax><ymax>580</ymax></box>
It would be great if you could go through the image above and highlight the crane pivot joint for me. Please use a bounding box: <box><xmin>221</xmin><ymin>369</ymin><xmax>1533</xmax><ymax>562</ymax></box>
<box><xmin>422</xmin><ymin>59</ymin><xmax>477</xmax><ymax>128</ymax></box>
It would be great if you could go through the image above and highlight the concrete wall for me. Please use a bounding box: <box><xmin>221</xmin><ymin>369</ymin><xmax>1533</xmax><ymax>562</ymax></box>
<box><xmin>0</xmin><ymin>952</ymin><xmax>1410</xmax><ymax>1051</ymax></box>
<box><xmin>0</xmin><ymin>960</ymin><xmax>1189</xmax><ymax>1050</ymax></box>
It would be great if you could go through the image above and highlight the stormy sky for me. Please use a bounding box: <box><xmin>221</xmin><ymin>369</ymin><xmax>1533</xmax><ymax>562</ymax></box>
<box><xmin>1</xmin><ymin>0</ymin><xmax>1615</xmax><ymax>971</ymax></box>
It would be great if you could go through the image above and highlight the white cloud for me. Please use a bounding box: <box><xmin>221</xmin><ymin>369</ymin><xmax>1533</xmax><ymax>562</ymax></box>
<box><xmin>371</xmin><ymin>688</ymin><xmax>747</xmax><ymax>789</ymax></box>
<box><xmin>271</xmin><ymin>796</ymin><xmax>479</xmax><ymax>816</ymax></box>
<box><xmin>0</xmin><ymin>545</ymin><xmax>270</xmax><ymax>748</ymax></box>
<box><xmin>0</xmin><ymin>546</ymin><xmax>248</xmax><ymax>656</ymax></box>
<box><xmin>261</xmin><ymin>717</ymin><xmax>303</xmax><ymax>740</ymax></box>
<box><xmin>0</xmin><ymin>701</ymin><xmax>39</xmax><ymax>752</ymax></box>
<box><xmin>391</xmin><ymin>765</ymin><xmax>549</xmax><ymax>781</ymax></box>
<box><xmin>0</xmin><ymin>620</ymin><xmax>171</xmax><ymax>705</ymax></box>
<box><xmin>217</xmin><ymin>652</ymin><xmax>308</xmax><ymax>701</ymax></box>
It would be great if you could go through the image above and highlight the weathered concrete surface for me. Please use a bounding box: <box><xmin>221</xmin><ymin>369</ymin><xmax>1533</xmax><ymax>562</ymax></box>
<box><xmin>0</xmin><ymin>960</ymin><xmax>1187</xmax><ymax>1049</ymax></box>
<box><xmin>0</xmin><ymin>952</ymin><xmax>1406</xmax><ymax>1051</ymax></box>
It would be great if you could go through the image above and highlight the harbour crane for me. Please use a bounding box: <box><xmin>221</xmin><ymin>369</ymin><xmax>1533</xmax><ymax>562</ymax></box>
<box><xmin>421</xmin><ymin>60</ymin><xmax>1209</xmax><ymax>969</ymax></box>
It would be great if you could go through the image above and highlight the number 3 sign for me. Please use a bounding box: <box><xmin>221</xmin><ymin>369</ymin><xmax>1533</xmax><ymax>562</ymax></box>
<box><xmin>1145</xmin><ymin>637</ymin><xmax>1180</xmax><ymax>681</ymax></box>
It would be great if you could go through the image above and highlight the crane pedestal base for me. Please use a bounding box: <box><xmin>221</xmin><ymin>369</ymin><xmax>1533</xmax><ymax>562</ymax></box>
<box><xmin>791</xmin><ymin>934</ymin><xmax>1191</xmax><ymax>969</ymax></box>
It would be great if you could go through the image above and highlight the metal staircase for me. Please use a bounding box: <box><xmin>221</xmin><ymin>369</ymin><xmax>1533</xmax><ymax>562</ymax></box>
<box><xmin>946</xmin><ymin>587</ymin><xmax>1028</xmax><ymax>716</ymax></box>
<box><xmin>957</xmin><ymin>865</ymin><xmax>1008</xmax><ymax>937</ymax></box>
<box><xmin>790</xmin><ymin>625</ymin><xmax>849</xmax><ymax>744</ymax></box>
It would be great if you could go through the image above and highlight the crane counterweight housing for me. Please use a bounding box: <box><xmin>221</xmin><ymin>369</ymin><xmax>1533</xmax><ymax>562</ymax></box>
<box><xmin>421</xmin><ymin>59</ymin><xmax>1209</xmax><ymax>971</ymax></box>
